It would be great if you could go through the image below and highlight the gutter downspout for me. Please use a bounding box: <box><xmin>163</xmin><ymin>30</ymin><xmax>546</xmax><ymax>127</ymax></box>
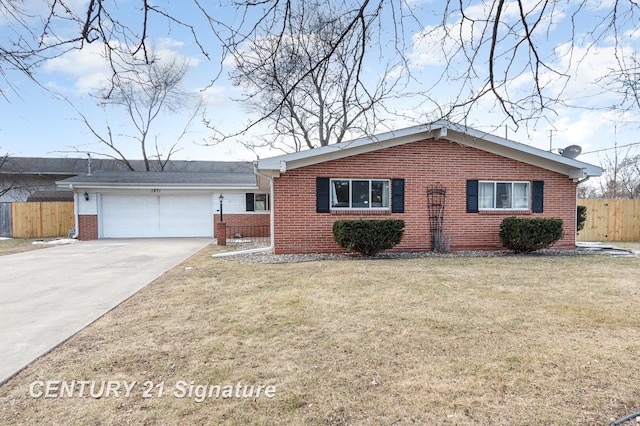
<box><xmin>575</xmin><ymin>174</ymin><xmax>591</xmax><ymax>248</ymax></box>
<box><xmin>70</xmin><ymin>184</ymin><xmax>80</xmax><ymax>239</ymax></box>
<box><xmin>212</xmin><ymin>164</ymin><xmax>275</xmax><ymax>258</ymax></box>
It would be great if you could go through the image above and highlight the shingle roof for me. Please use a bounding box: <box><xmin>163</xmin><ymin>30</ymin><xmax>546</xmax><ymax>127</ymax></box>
<box><xmin>26</xmin><ymin>191</ymin><xmax>75</xmax><ymax>202</ymax></box>
<box><xmin>1</xmin><ymin>157</ymin><xmax>253</xmax><ymax>175</ymax></box>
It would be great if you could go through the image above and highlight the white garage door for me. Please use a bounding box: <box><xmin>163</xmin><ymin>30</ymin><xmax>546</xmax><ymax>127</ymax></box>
<box><xmin>101</xmin><ymin>194</ymin><xmax>213</xmax><ymax>238</ymax></box>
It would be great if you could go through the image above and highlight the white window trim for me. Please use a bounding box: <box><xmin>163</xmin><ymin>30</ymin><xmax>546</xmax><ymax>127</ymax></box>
<box><xmin>479</xmin><ymin>180</ymin><xmax>530</xmax><ymax>210</ymax></box>
<box><xmin>329</xmin><ymin>178</ymin><xmax>391</xmax><ymax>210</ymax></box>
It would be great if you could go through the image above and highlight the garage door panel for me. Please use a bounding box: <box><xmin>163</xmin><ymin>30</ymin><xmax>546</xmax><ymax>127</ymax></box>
<box><xmin>101</xmin><ymin>195</ymin><xmax>158</xmax><ymax>238</ymax></box>
<box><xmin>101</xmin><ymin>194</ymin><xmax>212</xmax><ymax>238</ymax></box>
<box><xmin>158</xmin><ymin>196</ymin><xmax>212</xmax><ymax>237</ymax></box>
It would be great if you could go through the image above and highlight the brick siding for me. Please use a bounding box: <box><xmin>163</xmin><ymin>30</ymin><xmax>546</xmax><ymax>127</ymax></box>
<box><xmin>214</xmin><ymin>213</ymin><xmax>270</xmax><ymax>238</ymax></box>
<box><xmin>78</xmin><ymin>215</ymin><xmax>98</xmax><ymax>240</ymax></box>
<box><xmin>272</xmin><ymin>138</ymin><xmax>577</xmax><ymax>254</ymax></box>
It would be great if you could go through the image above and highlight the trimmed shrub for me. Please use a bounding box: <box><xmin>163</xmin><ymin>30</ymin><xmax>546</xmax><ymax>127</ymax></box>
<box><xmin>333</xmin><ymin>219</ymin><xmax>405</xmax><ymax>257</ymax></box>
<box><xmin>499</xmin><ymin>217</ymin><xmax>564</xmax><ymax>254</ymax></box>
<box><xmin>577</xmin><ymin>205</ymin><xmax>587</xmax><ymax>232</ymax></box>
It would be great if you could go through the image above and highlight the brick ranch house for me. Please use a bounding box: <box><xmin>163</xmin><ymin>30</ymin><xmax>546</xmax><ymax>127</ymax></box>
<box><xmin>56</xmin><ymin>121</ymin><xmax>602</xmax><ymax>249</ymax></box>
<box><xmin>255</xmin><ymin>120</ymin><xmax>603</xmax><ymax>254</ymax></box>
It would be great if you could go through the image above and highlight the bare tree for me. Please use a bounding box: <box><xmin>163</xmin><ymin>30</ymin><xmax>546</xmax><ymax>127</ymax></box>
<box><xmin>0</xmin><ymin>151</ymin><xmax>35</xmax><ymax>199</ymax></box>
<box><xmin>0</xmin><ymin>150</ymin><xmax>13</xmax><ymax>198</ymax></box>
<box><xmin>228</xmin><ymin>1</ymin><xmax>401</xmax><ymax>152</ymax></box>
<box><xmin>1</xmin><ymin>1</ymin><xmax>639</xmax><ymax>135</ymax></box>
<box><xmin>576</xmin><ymin>181</ymin><xmax>600</xmax><ymax>199</ymax></box>
<box><xmin>74</xmin><ymin>54</ymin><xmax>202</xmax><ymax>171</ymax></box>
<box><xmin>606</xmin><ymin>53</ymin><xmax>640</xmax><ymax>113</ymax></box>
<box><xmin>598</xmin><ymin>149</ymin><xmax>640</xmax><ymax>199</ymax></box>
<box><xmin>618</xmin><ymin>155</ymin><xmax>640</xmax><ymax>198</ymax></box>
<box><xmin>418</xmin><ymin>1</ymin><xmax>640</xmax><ymax>127</ymax></box>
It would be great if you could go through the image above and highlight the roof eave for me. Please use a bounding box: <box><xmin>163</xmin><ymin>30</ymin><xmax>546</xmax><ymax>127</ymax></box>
<box><xmin>255</xmin><ymin>120</ymin><xmax>604</xmax><ymax>180</ymax></box>
<box><xmin>56</xmin><ymin>181</ymin><xmax>259</xmax><ymax>191</ymax></box>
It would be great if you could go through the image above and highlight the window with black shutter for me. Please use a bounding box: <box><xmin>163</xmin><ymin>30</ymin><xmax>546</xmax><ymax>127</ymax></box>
<box><xmin>466</xmin><ymin>180</ymin><xmax>479</xmax><ymax>213</ymax></box>
<box><xmin>245</xmin><ymin>193</ymin><xmax>255</xmax><ymax>212</ymax></box>
<box><xmin>316</xmin><ymin>177</ymin><xmax>330</xmax><ymax>213</ymax></box>
<box><xmin>391</xmin><ymin>179</ymin><xmax>405</xmax><ymax>213</ymax></box>
<box><xmin>532</xmin><ymin>180</ymin><xmax>544</xmax><ymax>213</ymax></box>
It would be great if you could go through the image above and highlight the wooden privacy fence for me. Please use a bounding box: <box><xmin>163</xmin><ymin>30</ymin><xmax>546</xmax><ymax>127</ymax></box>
<box><xmin>11</xmin><ymin>202</ymin><xmax>75</xmax><ymax>238</ymax></box>
<box><xmin>577</xmin><ymin>198</ymin><xmax>640</xmax><ymax>242</ymax></box>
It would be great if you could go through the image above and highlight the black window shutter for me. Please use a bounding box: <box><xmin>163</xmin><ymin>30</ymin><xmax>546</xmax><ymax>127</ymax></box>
<box><xmin>391</xmin><ymin>179</ymin><xmax>405</xmax><ymax>213</ymax></box>
<box><xmin>532</xmin><ymin>181</ymin><xmax>544</xmax><ymax>213</ymax></box>
<box><xmin>245</xmin><ymin>193</ymin><xmax>255</xmax><ymax>211</ymax></box>
<box><xmin>316</xmin><ymin>177</ymin><xmax>330</xmax><ymax>213</ymax></box>
<box><xmin>466</xmin><ymin>180</ymin><xmax>479</xmax><ymax>213</ymax></box>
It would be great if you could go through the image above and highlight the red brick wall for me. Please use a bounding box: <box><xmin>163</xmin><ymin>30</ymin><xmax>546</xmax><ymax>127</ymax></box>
<box><xmin>272</xmin><ymin>139</ymin><xmax>577</xmax><ymax>254</ymax></box>
<box><xmin>214</xmin><ymin>213</ymin><xmax>270</xmax><ymax>238</ymax></box>
<box><xmin>78</xmin><ymin>215</ymin><xmax>98</xmax><ymax>240</ymax></box>
<box><xmin>215</xmin><ymin>221</ymin><xmax>227</xmax><ymax>245</ymax></box>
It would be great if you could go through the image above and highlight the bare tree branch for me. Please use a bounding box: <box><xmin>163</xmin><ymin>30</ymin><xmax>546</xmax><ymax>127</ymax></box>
<box><xmin>0</xmin><ymin>150</ymin><xmax>42</xmax><ymax>199</ymax></box>
<box><xmin>61</xmin><ymin>52</ymin><xmax>202</xmax><ymax>170</ymax></box>
<box><xmin>1</xmin><ymin>0</ymin><xmax>640</xmax><ymax>143</ymax></box>
<box><xmin>224</xmin><ymin>1</ymin><xmax>401</xmax><ymax>152</ymax></box>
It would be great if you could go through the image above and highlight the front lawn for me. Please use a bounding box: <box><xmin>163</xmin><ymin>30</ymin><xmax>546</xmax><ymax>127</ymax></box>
<box><xmin>1</xmin><ymin>247</ymin><xmax>639</xmax><ymax>424</ymax></box>
<box><xmin>0</xmin><ymin>238</ymin><xmax>49</xmax><ymax>256</ymax></box>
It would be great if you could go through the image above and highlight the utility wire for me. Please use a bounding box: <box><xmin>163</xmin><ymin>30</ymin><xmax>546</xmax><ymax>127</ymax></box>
<box><xmin>582</xmin><ymin>141</ymin><xmax>640</xmax><ymax>154</ymax></box>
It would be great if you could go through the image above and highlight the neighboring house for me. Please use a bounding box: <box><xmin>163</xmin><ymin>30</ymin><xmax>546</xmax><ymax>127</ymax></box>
<box><xmin>0</xmin><ymin>157</ymin><xmax>82</xmax><ymax>202</ymax></box>
<box><xmin>255</xmin><ymin>120</ymin><xmax>603</xmax><ymax>254</ymax></box>
<box><xmin>27</xmin><ymin>191</ymin><xmax>74</xmax><ymax>202</ymax></box>
<box><xmin>57</xmin><ymin>162</ymin><xmax>271</xmax><ymax>240</ymax></box>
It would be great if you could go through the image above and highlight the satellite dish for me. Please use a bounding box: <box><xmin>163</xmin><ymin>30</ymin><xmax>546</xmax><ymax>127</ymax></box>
<box><xmin>559</xmin><ymin>145</ymin><xmax>582</xmax><ymax>159</ymax></box>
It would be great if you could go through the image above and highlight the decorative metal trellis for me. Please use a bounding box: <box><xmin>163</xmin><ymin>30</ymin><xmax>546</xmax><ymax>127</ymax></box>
<box><xmin>426</xmin><ymin>183</ymin><xmax>448</xmax><ymax>252</ymax></box>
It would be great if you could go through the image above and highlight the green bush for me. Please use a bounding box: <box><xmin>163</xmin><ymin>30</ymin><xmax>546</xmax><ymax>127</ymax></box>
<box><xmin>333</xmin><ymin>219</ymin><xmax>405</xmax><ymax>257</ymax></box>
<box><xmin>499</xmin><ymin>217</ymin><xmax>564</xmax><ymax>254</ymax></box>
<box><xmin>577</xmin><ymin>205</ymin><xmax>587</xmax><ymax>232</ymax></box>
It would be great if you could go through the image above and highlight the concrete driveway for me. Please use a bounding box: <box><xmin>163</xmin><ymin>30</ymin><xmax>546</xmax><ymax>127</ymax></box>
<box><xmin>0</xmin><ymin>238</ymin><xmax>212</xmax><ymax>385</ymax></box>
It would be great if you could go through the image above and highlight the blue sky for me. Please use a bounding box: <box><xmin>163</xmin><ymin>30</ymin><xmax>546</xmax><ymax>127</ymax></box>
<box><xmin>1</xmin><ymin>0</ymin><xmax>639</xmax><ymax>172</ymax></box>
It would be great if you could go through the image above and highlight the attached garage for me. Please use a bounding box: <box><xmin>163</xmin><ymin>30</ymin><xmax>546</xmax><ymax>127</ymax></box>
<box><xmin>100</xmin><ymin>194</ymin><xmax>213</xmax><ymax>238</ymax></box>
<box><xmin>56</xmin><ymin>164</ymin><xmax>271</xmax><ymax>240</ymax></box>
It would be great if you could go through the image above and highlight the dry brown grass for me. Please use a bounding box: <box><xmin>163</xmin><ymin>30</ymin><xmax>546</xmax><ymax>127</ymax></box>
<box><xmin>0</xmin><ymin>238</ymin><xmax>49</xmax><ymax>256</ymax></box>
<box><xmin>1</xmin><ymin>246</ymin><xmax>639</xmax><ymax>425</ymax></box>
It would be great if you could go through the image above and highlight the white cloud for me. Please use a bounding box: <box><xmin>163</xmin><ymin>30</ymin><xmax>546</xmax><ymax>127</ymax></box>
<box><xmin>200</xmin><ymin>84</ymin><xmax>233</xmax><ymax>106</ymax></box>
<box><xmin>153</xmin><ymin>38</ymin><xmax>200</xmax><ymax>68</ymax></box>
<box><xmin>43</xmin><ymin>42</ymin><xmax>112</xmax><ymax>94</ymax></box>
<box><xmin>405</xmin><ymin>1</ymin><xmax>640</xmax><ymax>131</ymax></box>
<box><xmin>408</xmin><ymin>0</ymin><xmax>563</xmax><ymax>72</ymax></box>
<box><xmin>42</xmin><ymin>38</ymin><xmax>201</xmax><ymax>95</ymax></box>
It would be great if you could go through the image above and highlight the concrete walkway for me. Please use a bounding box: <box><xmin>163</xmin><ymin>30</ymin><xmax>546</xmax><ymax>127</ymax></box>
<box><xmin>0</xmin><ymin>238</ymin><xmax>212</xmax><ymax>385</ymax></box>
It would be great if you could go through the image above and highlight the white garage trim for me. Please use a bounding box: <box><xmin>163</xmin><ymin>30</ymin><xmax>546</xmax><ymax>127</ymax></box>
<box><xmin>100</xmin><ymin>194</ymin><xmax>213</xmax><ymax>238</ymax></box>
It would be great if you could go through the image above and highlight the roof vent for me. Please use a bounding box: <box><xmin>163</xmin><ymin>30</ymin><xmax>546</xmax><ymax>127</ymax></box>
<box><xmin>558</xmin><ymin>145</ymin><xmax>582</xmax><ymax>159</ymax></box>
